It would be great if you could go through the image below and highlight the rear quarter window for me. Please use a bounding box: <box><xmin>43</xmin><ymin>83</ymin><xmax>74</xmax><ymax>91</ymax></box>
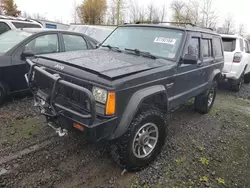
<box><xmin>214</xmin><ymin>38</ymin><xmax>223</xmax><ymax>57</ymax></box>
<box><xmin>222</xmin><ymin>37</ymin><xmax>236</xmax><ymax>52</ymax></box>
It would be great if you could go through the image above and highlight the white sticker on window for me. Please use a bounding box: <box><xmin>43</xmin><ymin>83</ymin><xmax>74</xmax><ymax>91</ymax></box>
<box><xmin>154</xmin><ymin>37</ymin><xmax>176</xmax><ymax>45</ymax></box>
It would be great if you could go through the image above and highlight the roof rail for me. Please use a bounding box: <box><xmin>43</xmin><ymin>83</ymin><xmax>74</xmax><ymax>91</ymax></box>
<box><xmin>134</xmin><ymin>21</ymin><xmax>215</xmax><ymax>31</ymax></box>
<box><xmin>135</xmin><ymin>21</ymin><xmax>195</xmax><ymax>27</ymax></box>
<box><xmin>0</xmin><ymin>15</ymin><xmax>34</xmax><ymax>22</ymax></box>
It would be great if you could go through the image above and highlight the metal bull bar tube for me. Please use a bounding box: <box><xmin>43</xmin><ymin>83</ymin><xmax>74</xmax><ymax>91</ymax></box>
<box><xmin>25</xmin><ymin>59</ymin><xmax>97</xmax><ymax>126</ymax></box>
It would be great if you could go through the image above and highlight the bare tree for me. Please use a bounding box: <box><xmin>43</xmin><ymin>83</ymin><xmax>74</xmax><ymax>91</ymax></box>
<box><xmin>171</xmin><ymin>0</ymin><xmax>186</xmax><ymax>23</ymax></box>
<box><xmin>32</xmin><ymin>13</ymin><xmax>47</xmax><ymax>20</ymax></box>
<box><xmin>138</xmin><ymin>7</ymin><xmax>146</xmax><ymax>22</ymax></box>
<box><xmin>171</xmin><ymin>0</ymin><xmax>198</xmax><ymax>24</ymax></box>
<box><xmin>187</xmin><ymin>0</ymin><xmax>200</xmax><ymax>25</ymax></box>
<box><xmin>238</xmin><ymin>24</ymin><xmax>246</xmax><ymax>36</ymax></box>
<box><xmin>160</xmin><ymin>5</ymin><xmax>167</xmax><ymax>22</ymax></box>
<box><xmin>147</xmin><ymin>2</ymin><xmax>159</xmax><ymax>22</ymax></box>
<box><xmin>72</xmin><ymin>0</ymin><xmax>78</xmax><ymax>23</ymax></box>
<box><xmin>200</xmin><ymin>0</ymin><xmax>217</xmax><ymax>28</ymax></box>
<box><xmin>21</xmin><ymin>11</ymin><xmax>47</xmax><ymax>20</ymax></box>
<box><xmin>129</xmin><ymin>0</ymin><xmax>139</xmax><ymax>22</ymax></box>
<box><xmin>222</xmin><ymin>14</ymin><xmax>235</xmax><ymax>34</ymax></box>
<box><xmin>107</xmin><ymin>0</ymin><xmax>125</xmax><ymax>25</ymax></box>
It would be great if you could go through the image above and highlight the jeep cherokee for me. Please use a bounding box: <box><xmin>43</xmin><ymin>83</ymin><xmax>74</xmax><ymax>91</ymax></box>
<box><xmin>25</xmin><ymin>23</ymin><xmax>224</xmax><ymax>171</ymax></box>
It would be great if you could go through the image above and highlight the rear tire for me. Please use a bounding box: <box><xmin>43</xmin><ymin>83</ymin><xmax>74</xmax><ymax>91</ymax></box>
<box><xmin>231</xmin><ymin>74</ymin><xmax>244</xmax><ymax>92</ymax></box>
<box><xmin>0</xmin><ymin>82</ymin><xmax>7</xmax><ymax>105</ymax></box>
<box><xmin>194</xmin><ymin>81</ymin><xmax>217</xmax><ymax>114</ymax></box>
<box><xmin>111</xmin><ymin>109</ymin><xmax>166</xmax><ymax>172</ymax></box>
<box><xmin>244</xmin><ymin>72</ymin><xmax>250</xmax><ymax>84</ymax></box>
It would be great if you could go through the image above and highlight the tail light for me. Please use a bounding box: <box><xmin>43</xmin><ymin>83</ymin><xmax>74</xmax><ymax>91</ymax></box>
<box><xmin>233</xmin><ymin>52</ymin><xmax>242</xmax><ymax>63</ymax></box>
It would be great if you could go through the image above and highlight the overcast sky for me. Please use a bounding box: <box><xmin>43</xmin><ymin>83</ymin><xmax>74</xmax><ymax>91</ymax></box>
<box><xmin>15</xmin><ymin>0</ymin><xmax>250</xmax><ymax>33</ymax></box>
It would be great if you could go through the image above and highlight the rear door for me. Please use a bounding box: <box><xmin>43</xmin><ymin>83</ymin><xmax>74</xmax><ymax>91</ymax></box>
<box><xmin>61</xmin><ymin>34</ymin><xmax>88</xmax><ymax>52</ymax></box>
<box><xmin>221</xmin><ymin>37</ymin><xmax>238</xmax><ymax>73</ymax></box>
<box><xmin>200</xmin><ymin>34</ymin><xmax>214</xmax><ymax>85</ymax></box>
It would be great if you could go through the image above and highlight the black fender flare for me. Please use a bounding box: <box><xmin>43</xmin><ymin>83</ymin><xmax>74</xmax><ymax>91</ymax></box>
<box><xmin>111</xmin><ymin>85</ymin><xmax>168</xmax><ymax>139</ymax></box>
<box><xmin>209</xmin><ymin>69</ymin><xmax>222</xmax><ymax>84</ymax></box>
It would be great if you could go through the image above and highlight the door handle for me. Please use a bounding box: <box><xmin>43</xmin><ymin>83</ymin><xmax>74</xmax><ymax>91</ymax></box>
<box><xmin>197</xmin><ymin>63</ymin><xmax>202</xmax><ymax>67</ymax></box>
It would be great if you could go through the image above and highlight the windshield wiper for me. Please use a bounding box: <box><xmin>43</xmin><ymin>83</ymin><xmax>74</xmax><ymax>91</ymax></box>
<box><xmin>101</xmin><ymin>44</ymin><xmax>122</xmax><ymax>52</ymax></box>
<box><xmin>124</xmin><ymin>48</ymin><xmax>157</xmax><ymax>59</ymax></box>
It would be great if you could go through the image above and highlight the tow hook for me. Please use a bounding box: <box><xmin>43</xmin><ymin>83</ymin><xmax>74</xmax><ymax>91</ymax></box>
<box><xmin>48</xmin><ymin>122</ymin><xmax>68</xmax><ymax>137</ymax></box>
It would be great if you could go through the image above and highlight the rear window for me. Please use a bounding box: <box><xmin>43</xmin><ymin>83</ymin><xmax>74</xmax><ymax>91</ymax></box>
<box><xmin>222</xmin><ymin>37</ymin><xmax>236</xmax><ymax>52</ymax></box>
<box><xmin>11</xmin><ymin>22</ymin><xmax>42</xmax><ymax>29</ymax></box>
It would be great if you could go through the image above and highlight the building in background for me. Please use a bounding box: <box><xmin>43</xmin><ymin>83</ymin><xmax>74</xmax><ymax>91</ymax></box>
<box><xmin>38</xmin><ymin>20</ymin><xmax>69</xmax><ymax>30</ymax></box>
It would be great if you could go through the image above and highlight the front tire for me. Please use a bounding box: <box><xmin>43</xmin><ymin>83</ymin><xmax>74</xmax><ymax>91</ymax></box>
<box><xmin>194</xmin><ymin>81</ymin><xmax>217</xmax><ymax>114</ymax></box>
<box><xmin>113</xmin><ymin>109</ymin><xmax>166</xmax><ymax>172</ymax></box>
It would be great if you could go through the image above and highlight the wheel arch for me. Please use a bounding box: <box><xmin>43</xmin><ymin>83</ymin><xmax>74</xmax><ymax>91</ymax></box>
<box><xmin>209</xmin><ymin>69</ymin><xmax>222</xmax><ymax>84</ymax></box>
<box><xmin>110</xmin><ymin>85</ymin><xmax>168</xmax><ymax>139</ymax></box>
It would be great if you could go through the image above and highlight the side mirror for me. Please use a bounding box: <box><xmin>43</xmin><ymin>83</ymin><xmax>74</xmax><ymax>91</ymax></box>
<box><xmin>21</xmin><ymin>51</ymin><xmax>34</xmax><ymax>60</ymax></box>
<box><xmin>182</xmin><ymin>54</ymin><xmax>198</xmax><ymax>64</ymax></box>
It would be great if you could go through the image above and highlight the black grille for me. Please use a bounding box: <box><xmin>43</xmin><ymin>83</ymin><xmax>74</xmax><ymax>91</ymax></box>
<box><xmin>34</xmin><ymin>69</ymin><xmax>92</xmax><ymax>111</ymax></box>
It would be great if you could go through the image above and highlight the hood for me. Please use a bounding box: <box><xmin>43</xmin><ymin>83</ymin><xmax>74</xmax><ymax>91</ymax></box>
<box><xmin>36</xmin><ymin>49</ymin><xmax>173</xmax><ymax>79</ymax></box>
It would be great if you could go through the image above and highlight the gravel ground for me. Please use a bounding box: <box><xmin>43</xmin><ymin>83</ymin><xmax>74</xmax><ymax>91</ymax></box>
<box><xmin>0</xmin><ymin>84</ymin><xmax>250</xmax><ymax>188</ymax></box>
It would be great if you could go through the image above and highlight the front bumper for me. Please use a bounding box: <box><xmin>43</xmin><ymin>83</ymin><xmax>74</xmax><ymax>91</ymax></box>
<box><xmin>25</xmin><ymin>59</ymin><xmax>118</xmax><ymax>142</ymax></box>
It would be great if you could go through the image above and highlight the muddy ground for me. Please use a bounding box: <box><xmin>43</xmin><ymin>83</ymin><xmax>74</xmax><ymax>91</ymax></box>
<box><xmin>0</xmin><ymin>84</ymin><xmax>250</xmax><ymax>188</ymax></box>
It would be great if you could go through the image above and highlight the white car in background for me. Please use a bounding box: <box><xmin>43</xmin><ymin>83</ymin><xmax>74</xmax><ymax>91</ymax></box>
<box><xmin>0</xmin><ymin>15</ymin><xmax>43</xmax><ymax>35</ymax></box>
<box><xmin>221</xmin><ymin>34</ymin><xmax>250</xmax><ymax>91</ymax></box>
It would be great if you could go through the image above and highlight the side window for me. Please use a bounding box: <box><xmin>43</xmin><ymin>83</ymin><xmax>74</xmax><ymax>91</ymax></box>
<box><xmin>203</xmin><ymin>39</ymin><xmax>212</xmax><ymax>58</ymax></box>
<box><xmin>185</xmin><ymin>37</ymin><xmax>200</xmax><ymax>57</ymax></box>
<box><xmin>11</xmin><ymin>22</ymin><xmax>42</xmax><ymax>28</ymax></box>
<box><xmin>245</xmin><ymin>41</ymin><xmax>250</xmax><ymax>53</ymax></box>
<box><xmin>25</xmin><ymin>34</ymin><xmax>59</xmax><ymax>55</ymax></box>
<box><xmin>63</xmin><ymin>34</ymin><xmax>87</xmax><ymax>52</ymax></box>
<box><xmin>239</xmin><ymin>39</ymin><xmax>244</xmax><ymax>52</ymax></box>
<box><xmin>0</xmin><ymin>22</ymin><xmax>10</xmax><ymax>35</ymax></box>
<box><xmin>214</xmin><ymin>38</ymin><xmax>223</xmax><ymax>57</ymax></box>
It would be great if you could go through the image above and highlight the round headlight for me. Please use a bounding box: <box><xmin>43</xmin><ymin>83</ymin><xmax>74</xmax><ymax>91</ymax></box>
<box><xmin>92</xmin><ymin>86</ymin><xmax>107</xmax><ymax>104</ymax></box>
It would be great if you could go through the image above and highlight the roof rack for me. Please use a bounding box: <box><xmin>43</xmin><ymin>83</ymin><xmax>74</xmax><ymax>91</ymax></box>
<box><xmin>0</xmin><ymin>15</ymin><xmax>33</xmax><ymax>22</ymax></box>
<box><xmin>134</xmin><ymin>21</ymin><xmax>215</xmax><ymax>31</ymax></box>
<box><xmin>135</xmin><ymin>21</ymin><xmax>195</xmax><ymax>27</ymax></box>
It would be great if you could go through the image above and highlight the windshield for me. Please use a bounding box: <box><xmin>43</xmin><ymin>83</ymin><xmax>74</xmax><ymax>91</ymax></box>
<box><xmin>102</xmin><ymin>26</ymin><xmax>184</xmax><ymax>59</ymax></box>
<box><xmin>0</xmin><ymin>30</ymin><xmax>32</xmax><ymax>53</ymax></box>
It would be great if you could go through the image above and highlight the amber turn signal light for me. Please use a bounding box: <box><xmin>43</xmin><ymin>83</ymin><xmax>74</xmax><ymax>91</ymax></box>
<box><xmin>73</xmin><ymin>123</ymin><xmax>84</xmax><ymax>131</ymax></box>
<box><xmin>106</xmin><ymin>92</ymin><xmax>116</xmax><ymax>115</ymax></box>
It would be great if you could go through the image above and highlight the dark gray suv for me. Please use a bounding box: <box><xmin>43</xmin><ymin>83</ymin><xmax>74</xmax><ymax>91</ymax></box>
<box><xmin>25</xmin><ymin>23</ymin><xmax>224</xmax><ymax>171</ymax></box>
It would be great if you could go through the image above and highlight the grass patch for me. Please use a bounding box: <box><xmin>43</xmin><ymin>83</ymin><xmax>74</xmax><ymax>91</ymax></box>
<box><xmin>208</xmin><ymin>107</ymin><xmax>219</xmax><ymax>116</ymax></box>
<box><xmin>7</xmin><ymin>117</ymin><xmax>43</xmax><ymax>144</ymax></box>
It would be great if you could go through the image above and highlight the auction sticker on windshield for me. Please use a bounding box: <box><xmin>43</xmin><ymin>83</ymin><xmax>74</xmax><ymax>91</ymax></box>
<box><xmin>154</xmin><ymin>37</ymin><xmax>176</xmax><ymax>45</ymax></box>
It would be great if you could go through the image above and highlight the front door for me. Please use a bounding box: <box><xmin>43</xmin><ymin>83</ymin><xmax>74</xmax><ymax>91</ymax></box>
<box><xmin>170</xmin><ymin>32</ymin><xmax>202</xmax><ymax>108</ymax></box>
